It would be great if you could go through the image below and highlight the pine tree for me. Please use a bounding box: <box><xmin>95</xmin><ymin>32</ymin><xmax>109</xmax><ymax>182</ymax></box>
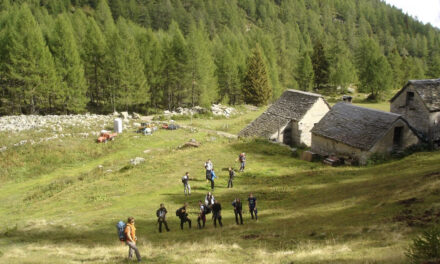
<box><xmin>311</xmin><ymin>40</ymin><xmax>330</xmax><ymax>90</ymax></box>
<box><xmin>49</xmin><ymin>14</ymin><xmax>87</xmax><ymax>113</ymax></box>
<box><xmin>242</xmin><ymin>44</ymin><xmax>272</xmax><ymax>106</ymax></box>
<box><xmin>2</xmin><ymin>4</ymin><xmax>59</xmax><ymax>113</ymax></box>
<box><xmin>187</xmin><ymin>22</ymin><xmax>217</xmax><ymax>107</ymax></box>
<box><xmin>356</xmin><ymin>38</ymin><xmax>392</xmax><ymax>99</ymax></box>
<box><xmin>297</xmin><ymin>51</ymin><xmax>314</xmax><ymax>91</ymax></box>
<box><xmin>83</xmin><ymin>17</ymin><xmax>107</xmax><ymax>106</ymax></box>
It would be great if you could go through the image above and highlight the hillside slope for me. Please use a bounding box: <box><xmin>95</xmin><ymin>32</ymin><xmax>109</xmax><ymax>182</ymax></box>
<box><xmin>0</xmin><ymin>114</ymin><xmax>439</xmax><ymax>263</ymax></box>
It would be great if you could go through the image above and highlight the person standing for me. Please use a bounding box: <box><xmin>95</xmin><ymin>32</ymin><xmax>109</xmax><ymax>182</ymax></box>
<box><xmin>227</xmin><ymin>167</ymin><xmax>235</xmax><ymax>188</ymax></box>
<box><xmin>204</xmin><ymin>159</ymin><xmax>213</xmax><ymax>181</ymax></box>
<box><xmin>232</xmin><ymin>198</ymin><xmax>243</xmax><ymax>225</ymax></box>
<box><xmin>238</xmin><ymin>153</ymin><xmax>246</xmax><ymax>172</ymax></box>
<box><xmin>156</xmin><ymin>203</ymin><xmax>170</xmax><ymax>233</ymax></box>
<box><xmin>177</xmin><ymin>203</ymin><xmax>192</xmax><ymax>230</ymax></box>
<box><xmin>182</xmin><ymin>172</ymin><xmax>191</xmax><ymax>196</ymax></box>
<box><xmin>248</xmin><ymin>193</ymin><xmax>258</xmax><ymax>220</ymax></box>
<box><xmin>210</xmin><ymin>169</ymin><xmax>217</xmax><ymax>190</ymax></box>
<box><xmin>205</xmin><ymin>192</ymin><xmax>214</xmax><ymax>208</ymax></box>
<box><xmin>124</xmin><ymin>217</ymin><xmax>142</xmax><ymax>262</ymax></box>
<box><xmin>197</xmin><ymin>200</ymin><xmax>206</xmax><ymax>229</ymax></box>
<box><xmin>212</xmin><ymin>200</ymin><xmax>223</xmax><ymax>228</ymax></box>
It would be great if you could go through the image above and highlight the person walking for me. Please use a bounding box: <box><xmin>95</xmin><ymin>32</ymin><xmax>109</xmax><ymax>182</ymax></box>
<box><xmin>156</xmin><ymin>203</ymin><xmax>170</xmax><ymax>233</ymax></box>
<box><xmin>227</xmin><ymin>167</ymin><xmax>235</xmax><ymax>188</ymax></box>
<box><xmin>177</xmin><ymin>203</ymin><xmax>192</xmax><ymax>230</ymax></box>
<box><xmin>124</xmin><ymin>217</ymin><xmax>142</xmax><ymax>262</ymax></box>
<box><xmin>238</xmin><ymin>153</ymin><xmax>246</xmax><ymax>172</ymax></box>
<box><xmin>182</xmin><ymin>172</ymin><xmax>191</xmax><ymax>196</ymax></box>
<box><xmin>248</xmin><ymin>193</ymin><xmax>258</xmax><ymax>220</ymax></box>
<box><xmin>212</xmin><ymin>200</ymin><xmax>223</xmax><ymax>228</ymax></box>
<box><xmin>197</xmin><ymin>200</ymin><xmax>206</xmax><ymax>229</ymax></box>
<box><xmin>232</xmin><ymin>198</ymin><xmax>243</xmax><ymax>225</ymax></box>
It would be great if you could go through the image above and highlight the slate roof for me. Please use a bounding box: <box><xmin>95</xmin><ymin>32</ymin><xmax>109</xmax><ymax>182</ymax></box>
<box><xmin>239</xmin><ymin>89</ymin><xmax>328</xmax><ymax>138</ymax></box>
<box><xmin>311</xmin><ymin>103</ymin><xmax>409</xmax><ymax>151</ymax></box>
<box><xmin>390</xmin><ymin>79</ymin><xmax>440</xmax><ymax>112</ymax></box>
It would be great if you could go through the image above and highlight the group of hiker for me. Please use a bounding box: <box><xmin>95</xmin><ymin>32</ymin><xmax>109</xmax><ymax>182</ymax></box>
<box><xmin>118</xmin><ymin>152</ymin><xmax>249</xmax><ymax>262</ymax></box>
<box><xmin>158</xmin><ymin>192</ymin><xmax>258</xmax><ymax>232</ymax></box>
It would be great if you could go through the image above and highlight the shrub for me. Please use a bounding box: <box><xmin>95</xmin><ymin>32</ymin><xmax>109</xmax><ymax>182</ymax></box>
<box><xmin>406</xmin><ymin>226</ymin><xmax>440</xmax><ymax>264</ymax></box>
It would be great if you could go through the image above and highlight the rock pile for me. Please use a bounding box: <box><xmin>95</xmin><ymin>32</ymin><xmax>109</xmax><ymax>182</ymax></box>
<box><xmin>0</xmin><ymin>114</ymin><xmax>114</xmax><ymax>133</ymax></box>
<box><xmin>163</xmin><ymin>104</ymin><xmax>236</xmax><ymax>118</ymax></box>
<box><xmin>211</xmin><ymin>104</ymin><xmax>236</xmax><ymax>117</ymax></box>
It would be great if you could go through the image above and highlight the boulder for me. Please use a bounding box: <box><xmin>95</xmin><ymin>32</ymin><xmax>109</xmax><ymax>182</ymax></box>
<box><xmin>120</xmin><ymin>111</ymin><xmax>130</xmax><ymax>120</ymax></box>
<box><xmin>132</xmin><ymin>112</ymin><xmax>141</xmax><ymax>119</ymax></box>
<box><xmin>130</xmin><ymin>157</ymin><xmax>146</xmax><ymax>166</ymax></box>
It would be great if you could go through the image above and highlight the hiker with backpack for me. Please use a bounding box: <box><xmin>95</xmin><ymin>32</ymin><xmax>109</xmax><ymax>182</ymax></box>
<box><xmin>156</xmin><ymin>203</ymin><xmax>170</xmax><ymax>233</ymax></box>
<box><xmin>204</xmin><ymin>159</ymin><xmax>213</xmax><ymax>181</ymax></box>
<box><xmin>227</xmin><ymin>167</ymin><xmax>235</xmax><ymax>188</ymax></box>
<box><xmin>248</xmin><ymin>193</ymin><xmax>258</xmax><ymax>220</ymax></box>
<box><xmin>176</xmin><ymin>202</ymin><xmax>192</xmax><ymax>230</ymax></box>
<box><xmin>212</xmin><ymin>200</ymin><xmax>223</xmax><ymax>227</ymax></box>
<box><xmin>182</xmin><ymin>172</ymin><xmax>191</xmax><ymax>196</ymax></box>
<box><xmin>197</xmin><ymin>200</ymin><xmax>207</xmax><ymax>229</ymax></box>
<box><xmin>124</xmin><ymin>217</ymin><xmax>142</xmax><ymax>262</ymax></box>
<box><xmin>238</xmin><ymin>152</ymin><xmax>246</xmax><ymax>172</ymax></box>
<box><xmin>232</xmin><ymin>198</ymin><xmax>243</xmax><ymax>225</ymax></box>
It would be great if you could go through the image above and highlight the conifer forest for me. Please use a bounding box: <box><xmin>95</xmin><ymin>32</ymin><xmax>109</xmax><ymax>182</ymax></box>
<box><xmin>0</xmin><ymin>0</ymin><xmax>439</xmax><ymax>114</ymax></box>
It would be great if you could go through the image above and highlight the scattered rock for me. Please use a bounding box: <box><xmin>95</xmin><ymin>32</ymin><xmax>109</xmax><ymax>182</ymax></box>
<box><xmin>0</xmin><ymin>146</ymin><xmax>6</xmax><ymax>152</ymax></box>
<box><xmin>130</xmin><ymin>157</ymin><xmax>145</xmax><ymax>166</ymax></box>
<box><xmin>133</xmin><ymin>122</ymin><xmax>141</xmax><ymax>127</ymax></box>
<box><xmin>120</xmin><ymin>111</ymin><xmax>130</xmax><ymax>120</ymax></box>
<box><xmin>132</xmin><ymin>112</ymin><xmax>141</xmax><ymax>119</ymax></box>
<box><xmin>211</xmin><ymin>104</ymin><xmax>236</xmax><ymax>117</ymax></box>
<box><xmin>143</xmin><ymin>149</ymin><xmax>151</xmax><ymax>154</ymax></box>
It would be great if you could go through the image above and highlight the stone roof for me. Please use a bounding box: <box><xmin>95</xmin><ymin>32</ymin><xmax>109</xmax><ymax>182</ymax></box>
<box><xmin>311</xmin><ymin>103</ymin><xmax>407</xmax><ymax>151</ymax></box>
<box><xmin>239</xmin><ymin>89</ymin><xmax>327</xmax><ymax>138</ymax></box>
<box><xmin>390</xmin><ymin>78</ymin><xmax>440</xmax><ymax>112</ymax></box>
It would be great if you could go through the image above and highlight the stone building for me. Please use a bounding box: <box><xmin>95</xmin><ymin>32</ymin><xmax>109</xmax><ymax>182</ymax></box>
<box><xmin>390</xmin><ymin>79</ymin><xmax>440</xmax><ymax>146</ymax></box>
<box><xmin>311</xmin><ymin>103</ymin><xmax>420</xmax><ymax>165</ymax></box>
<box><xmin>238</xmin><ymin>89</ymin><xmax>330</xmax><ymax>147</ymax></box>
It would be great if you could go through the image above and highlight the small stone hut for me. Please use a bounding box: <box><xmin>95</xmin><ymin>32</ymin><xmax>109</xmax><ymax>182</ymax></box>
<box><xmin>238</xmin><ymin>89</ymin><xmax>330</xmax><ymax>147</ymax></box>
<box><xmin>390</xmin><ymin>78</ymin><xmax>440</xmax><ymax>146</ymax></box>
<box><xmin>311</xmin><ymin>103</ymin><xmax>420</xmax><ymax>165</ymax></box>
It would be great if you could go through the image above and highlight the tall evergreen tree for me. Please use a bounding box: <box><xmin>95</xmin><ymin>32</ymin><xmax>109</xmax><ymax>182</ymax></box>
<box><xmin>311</xmin><ymin>40</ymin><xmax>329</xmax><ymax>90</ymax></box>
<box><xmin>356</xmin><ymin>38</ymin><xmax>392</xmax><ymax>99</ymax></box>
<box><xmin>242</xmin><ymin>44</ymin><xmax>272</xmax><ymax>106</ymax></box>
<box><xmin>187</xmin><ymin>22</ymin><xmax>217</xmax><ymax>107</ymax></box>
<box><xmin>297</xmin><ymin>51</ymin><xmax>314</xmax><ymax>91</ymax></box>
<box><xmin>2</xmin><ymin>4</ymin><xmax>59</xmax><ymax>113</ymax></box>
<box><xmin>49</xmin><ymin>14</ymin><xmax>87</xmax><ymax>113</ymax></box>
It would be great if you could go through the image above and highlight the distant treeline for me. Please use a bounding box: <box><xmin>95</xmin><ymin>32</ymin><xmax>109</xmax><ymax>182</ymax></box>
<box><xmin>0</xmin><ymin>0</ymin><xmax>439</xmax><ymax>114</ymax></box>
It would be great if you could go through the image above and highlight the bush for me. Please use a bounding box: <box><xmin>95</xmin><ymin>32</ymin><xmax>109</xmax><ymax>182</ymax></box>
<box><xmin>406</xmin><ymin>226</ymin><xmax>440</xmax><ymax>264</ymax></box>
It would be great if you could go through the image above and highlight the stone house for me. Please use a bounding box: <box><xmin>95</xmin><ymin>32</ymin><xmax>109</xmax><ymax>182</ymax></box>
<box><xmin>311</xmin><ymin>103</ymin><xmax>420</xmax><ymax>165</ymax></box>
<box><xmin>238</xmin><ymin>89</ymin><xmax>330</xmax><ymax>147</ymax></box>
<box><xmin>390</xmin><ymin>79</ymin><xmax>440</xmax><ymax>146</ymax></box>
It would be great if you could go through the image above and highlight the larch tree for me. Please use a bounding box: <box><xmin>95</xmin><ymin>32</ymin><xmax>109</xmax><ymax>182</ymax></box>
<box><xmin>242</xmin><ymin>44</ymin><xmax>272</xmax><ymax>106</ymax></box>
<box><xmin>49</xmin><ymin>14</ymin><xmax>87</xmax><ymax>113</ymax></box>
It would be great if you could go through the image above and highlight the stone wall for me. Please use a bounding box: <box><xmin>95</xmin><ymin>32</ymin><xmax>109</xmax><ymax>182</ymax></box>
<box><xmin>296</xmin><ymin>98</ymin><xmax>330</xmax><ymax>147</ymax></box>
<box><xmin>391</xmin><ymin>86</ymin><xmax>431</xmax><ymax>136</ymax></box>
<box><xmin>370</xmin><ymin>119</ymin><xmax>420</xmax><ymax>153</ymax></box>
<box><xmin>311</xmin><ymin>134</ymin><xmax>369</xmax><ymax>164</ymax></box>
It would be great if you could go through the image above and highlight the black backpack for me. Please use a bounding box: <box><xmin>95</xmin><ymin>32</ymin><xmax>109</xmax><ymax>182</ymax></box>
<box><xmin>176</xmin><ymin>209</ymin><xmax>181</xmax><ymax>217</ymax></box>
<box><xmin>204</xmin><ymin>206</ymin><xmax>211</xmax><ymax>215</ymax></box>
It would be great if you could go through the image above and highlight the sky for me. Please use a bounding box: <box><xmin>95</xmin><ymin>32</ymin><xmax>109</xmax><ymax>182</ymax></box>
<box><xmin>383</xmin><ymin>0</ymin><xmax>440</xmax><ymax>29</ymax></box>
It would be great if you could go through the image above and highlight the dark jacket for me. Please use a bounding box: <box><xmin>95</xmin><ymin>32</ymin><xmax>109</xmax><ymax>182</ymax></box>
<box><xmin>156</xmin><ymin>208</ymin><xmax>167</xmax><ymax>219</ymax></box>
<box><xmin>229</xmin><ymin>170</ymin><xmax>235</xmax><ymax>179</ymax></box>
<box><xmin>178</xmin><ymin>207</ymin><xmax>188</xmax><ymax>218</ymax></box>
<box><xmin>212</xmin><ymin>203</ymin><xmax>222</xmax><ymax>215</ymax></box>
<box><xmin>232</xmin><ymin>200</ymin><xmax>242</xmax><ymax>211</ymax></box>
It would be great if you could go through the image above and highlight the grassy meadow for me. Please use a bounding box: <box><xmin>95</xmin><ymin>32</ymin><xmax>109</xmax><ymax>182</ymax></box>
<box><xmin>0</xmin><ymin>107</ymin><xmax>440</xmax><ymax>263</ymax></box>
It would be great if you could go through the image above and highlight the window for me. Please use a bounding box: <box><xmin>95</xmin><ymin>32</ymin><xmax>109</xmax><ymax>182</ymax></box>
<box><xmin>406</xmin><ymin>91</ymin><xmax>414</xmax><ymax>105</ymax></box>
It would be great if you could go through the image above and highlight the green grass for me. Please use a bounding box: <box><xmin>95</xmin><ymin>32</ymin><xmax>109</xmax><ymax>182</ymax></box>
<box><xmin>0</xmin><ymin>106</ymin><xmax>439</xmax><ymax>263</ymax></box>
